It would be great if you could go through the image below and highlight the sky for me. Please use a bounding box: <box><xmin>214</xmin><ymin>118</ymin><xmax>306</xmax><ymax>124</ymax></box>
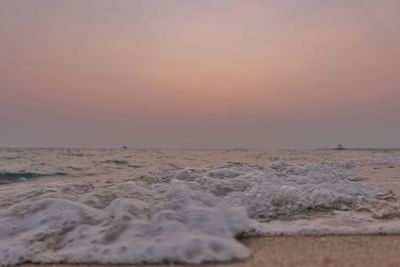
<box><xmin>0</xmin><ymin>0</ymin><xmax>399</xmax><ymax>148</ymax></box>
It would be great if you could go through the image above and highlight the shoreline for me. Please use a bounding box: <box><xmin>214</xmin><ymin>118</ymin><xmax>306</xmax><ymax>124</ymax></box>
<box><xmin>20</xmin><ymin>235</ymin><xmax>400</xmax><ymax>267</ymax></box>
<box><xmin>4</xmin><ymin>153</ymin><xmax>400</xmax><ymax>267</ymax></box>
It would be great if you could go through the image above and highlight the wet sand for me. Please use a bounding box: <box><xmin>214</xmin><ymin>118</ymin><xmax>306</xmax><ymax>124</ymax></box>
<box><xmin>239</xmin><ymin>235</ymin><xmax>400</xmax><ymax>267</ymax></box>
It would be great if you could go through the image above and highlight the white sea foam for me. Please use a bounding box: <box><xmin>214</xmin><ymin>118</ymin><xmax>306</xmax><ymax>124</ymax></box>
<box><xmin>0</xmin><ymin>160</ymin><xmax>400</xmax><ymax>266</ymax></box>
<box><xmin>0</xmin><ymin>181</ymin><xmax>251</xmax><ymax>266</ymax></box>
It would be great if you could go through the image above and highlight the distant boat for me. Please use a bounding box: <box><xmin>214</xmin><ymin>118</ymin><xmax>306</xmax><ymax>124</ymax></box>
<box><xmin>335</xmin><ymin>143</ymin><xmax>345</xmax><ymax>150</ymax></box>
<box><xmin>122</xmin><ymin>146</ymin><xmax>128</xmax><ymax>149</ymax></box>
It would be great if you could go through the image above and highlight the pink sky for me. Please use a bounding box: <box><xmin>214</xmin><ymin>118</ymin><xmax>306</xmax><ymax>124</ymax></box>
<box><xmin>1</xmin><ymin>0</ymin><xmax>399</xmax><ymax>148</ymax></box>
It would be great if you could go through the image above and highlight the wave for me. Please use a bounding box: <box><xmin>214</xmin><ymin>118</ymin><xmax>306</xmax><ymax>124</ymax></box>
<box><xmin>97</xmin><ymin>159</ymin><xmax>130</xmax><ymax>165</ymax></box>
<box><xmin>0</xmin><ymin>162</ymin><xmax>399</xmax><ymax>266</ymax></box>
<box><xmin>97</xmin><ymin>160</ymin><xmax>143</xmax><ymax>169</ymax></box>
<box><xmin>0</xmin><ymin>171</ymin><xmax>68</xmax><ymax>184</ymax></box>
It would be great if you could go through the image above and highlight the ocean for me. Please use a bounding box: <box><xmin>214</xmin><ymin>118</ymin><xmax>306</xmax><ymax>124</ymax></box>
<box><xmin>1</xmin><ymin>148</ymin><xmax>400</xmax><ymax>265</ymax></box>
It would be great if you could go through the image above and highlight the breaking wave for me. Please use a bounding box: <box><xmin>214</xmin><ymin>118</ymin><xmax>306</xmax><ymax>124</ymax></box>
<box><xmin>0</xmin><ymin>162</ymin><xmax>399</xmax><ymax>266</ymax></box>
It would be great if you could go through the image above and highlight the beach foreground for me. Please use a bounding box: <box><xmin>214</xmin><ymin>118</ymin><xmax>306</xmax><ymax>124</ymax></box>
<box><xmin>20</xmin><ymin>235</ymin><xmax>400</xmax><ymax>267</ymax></box>
<box><xmin>24</xmin><ymin>163</ymin><xmax>400</xmax><ymax>266</ymax></box>
<box><xmin>2</xmin><ymin>149</ymin><xmax>400</xmax><ymax>266</ymax></box>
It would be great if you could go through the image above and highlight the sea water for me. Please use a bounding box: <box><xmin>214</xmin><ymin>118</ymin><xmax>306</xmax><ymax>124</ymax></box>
<box><xmin>1</xmin><ymin>148</ymin><xmax>400</xmax><ymax>265</ymax></box>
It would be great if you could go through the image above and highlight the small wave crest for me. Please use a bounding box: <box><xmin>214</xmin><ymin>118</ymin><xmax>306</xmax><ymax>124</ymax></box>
<box><xmin>0</xmin><ymin>171</ymin><xmax>68</xmax><ymax>184</ymax></box>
